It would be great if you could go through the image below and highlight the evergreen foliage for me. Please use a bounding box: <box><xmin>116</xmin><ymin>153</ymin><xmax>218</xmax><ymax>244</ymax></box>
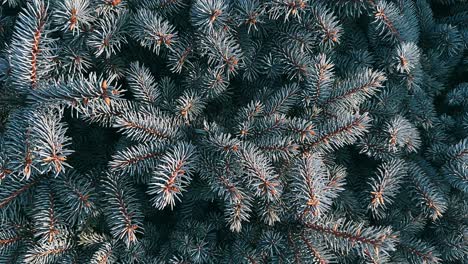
<box><xmin>0</xmin><ymin>0</ymin><xmax>467</xmax><ymax>263</ymax></box>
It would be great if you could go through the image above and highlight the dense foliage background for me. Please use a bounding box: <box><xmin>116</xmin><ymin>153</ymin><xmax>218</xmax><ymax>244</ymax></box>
<box><xmin>0</xmin><ymin>0</ymin><xmax>467</xmax><ymax>263</ymax></box>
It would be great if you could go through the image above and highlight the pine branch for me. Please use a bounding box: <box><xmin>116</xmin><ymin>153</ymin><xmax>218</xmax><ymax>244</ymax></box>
<box><xmin>264</xmin><ymin>83</ymin><xmax>300</xmax><ymax>116</ymax></box>
<box><xmin>298</xmin><ymin>232</ymin><xmax>336</xmax><ymax>264</ymax></box>
<box><xmin>30</xmin><ymin>107</ymin><xmax>73</xmax><ymax>176</ymax></box>
<box><xmin>109</xmin><ymin>141</ymin><xmax>167</xmax><ymax>178</ymax></box>
<box><xmin>191</xmin><ymin>0</ymin><xmax>229</xmax><ymax>34</ymax></box>
<box><xmin>398</xmin><ymin>236</ymin><xmax>441</xmax><ymax>264</ymax></box>
<box><xmin>234</xmin><ymin>0</ymin><xmax>264</xmax><ymax>33</ymax></box>
<box><xmin>102</xmin><ymin>173</ymin><xmax>144</xmax><ymax>247</ymax></box>
<box><xmin>201</xmin><ymin>32</ymin><xmax>243</xmax><ymax>78</ymax></box>
<box><xmin>303</xmin><ymin>113</ymin><xmax>371</xmax><ymax>153</ymax></box>
<box><xmin>79</xmin><ymin>98</ymin><xmax>135</xmax><ymax>127</ymax></box>
<box><xmin>323</xmin><ymin>69</ymin><xmax>386</xmax><ymax>110</ymax></box>
<box><xmin>321</xmin><ymin>0</ymin><xmax>369</xmax><ymax>18</ymax></box>
<box><xmin>240</xmin><ymin>114</ymin><xmax>289</xmax><ymax>139</ymax></box>
<box><xmin>87</xmin><ymin>10</ymin><xmax>128</xmax><ymax>58</ymax></box>
<box><xmin>0</xmin><ymin>0</ymin><xmax>466</xmax><ymax>262</ymax></box>
<box><xmin>256</xmin><ymin>136</ymin><xmax>298</xmax><ymax>162</ymax></box>
<box><xmin>394</xmin><ymin>42</ymin><xmax>421</xmax><ymax>74</ymax></box>
<box><xmin>59</xmin><ymin>46</ymin><xmax>93</xmax><ymax>76</ymax></box>
<box><xmin>267</xmin><ymin>0</ymin><xmax>308</xmax><ymax>21</ymax></box>
<box><xmin>258</xmin><ymin>230</ymin><xmax>286</xmax><ymax>260</ymax></box>
<box><xmin>0</xmin><ymin>176</ymin><xmax>40</xmax><ymax>210</ymax></box>
<box><xmin>408</xmin><ymin>161</ymin><xmax>447</xmax><ymax>221</ymax></box>
<box><xmin>277</xmin><ymin>23</ymin><xmax>316</xmax><ymax>54</ymax></box>
<box><xmin>28</xmin><ymin>74</ymin><xmax>124</xmax><ymax>110</ymax></box>
<box><xmin>384</xmin><ymin>115</ymin><xmax>421</xmax><ymax>153</ymax></box>
<box><xmin>430</xmin><ymin>24</ymin><xmax>464</xmax><ymax>58</ymax></box>
<box><xmin>304</xmin><ymin>218</ymin><xmax>397</xmax><ymax>261</ymax></box>
<box><xmin>303</xmin><ymin>53</ymin><xmax>334</xmax><ymax>107</ymax></box>
<box><xmin>444</xmin><ymin>138</ymin><xmax>467</xmax><ymax>161</ymax></box>
<box><xmin>200</xmin><ymin>68</ymin><xmax>229</xmax><ymax>99</ymax></box>
<box><xmin>291</xmin><ymin>153</ymin><xmax>337</xmax><ymax>220</ymax></box>
<box><xmin>0</xmin><ymin>222</ymin><xmax>23</xmax><ymax>260</ymax></box>
<box><xmin>199</xmin><ymin>153</ymin><xmax>252</xmax><ymax>232</ymax></box>
<box><xmin>23</xmin><ymin>239</ymin><xmax>72</xmax><ymax>264</ymax></box>
<box><xmin>286</xmin><ymin>117</ymin><xmax>316</xmax><ymax>143</ymax></box>
<box><xmin>442</xmin><ymin>152</ymin><xmax>467</xmax><ymax>193</ymax></box>
<box><xmin>31</xmin><ymin>184</ymin><xmax>63</xmax><ymax>244</ymax></box>
<box><xmin>279</xmin><ymin>46</ymin><xmax>312</xmax><ymax>81</ymax></box>
<box><xmin>52</xmin><ymin>172</ymin><xmax>96</xmax><ymax>226</ymax></box>
<box><xmin>148</xmin><ymin>142</ymin><xmax>198</xmax><ymax>209</ymax></box>
<box><xmin>89</xmin><ymin>241</ymin><xmax>118</xmax><ymax>264</ymax></box>
<box><xmin>4</xmin><ymin>110</ymin><xmax>39</xmax><ymax>179</ymax></box>
<box><xmin>367</xmin><ymin>159</ymin><xmax>407</xmax><ymax>219</ymax></box>
<box><xmin>308</xmin><ymin>4</ymin><xmax>342</xmax><ymax>49</ymax></box>
<box><xmin>447</xmin><ymin>83</ymin><xmax>468</xmax><ymax>108</ymax></box>
<box><xmin>236</xmin><ymin>100</ymin><xmax>265</xmax><ymax>125</ymax></box>
<box><xmin>130</xmin><ymin>9</ymin><xmax>178</xmax><ymax>55</ymax></box>
<box><xmin>126</xmin><ymin>62</ymin><xmax>160</xmax><ymax>104</ymax></box>
<box><xmin>168</xmin><ymin>35</ymin><xmax>194</xmax><ymax>73</ymax></box>
<box><xmin>10</xmin><ymin>0</ymin><xmax>53</xmax><ymax>92</ymax></box>
<box><xmin>175</xmin><ymin>90</ymin><xmax>207</xmax><ymax>123</ymax></box>
<box><xmin>114</xmin><ymin>106</ymin><xmax>180</xmax><ymax>142</ymax></box>
<box><xmin>200</xmin><ymin>130</ymin><xmax>241</xmax><ymax>155</ymax></box>
<box><xmin>237</xmin><ymin>143</ymin><xmax>282</xmax><ymax>202</ymax></box>
<box><xmin>371</xmin><ymin>0</ymin><xmax>403</xmax><ymax>42</ymax></box>
<box><xmin>53</xmin><ymin>0</ymin><xmax>94</xmax><ymax>35</ymax></box>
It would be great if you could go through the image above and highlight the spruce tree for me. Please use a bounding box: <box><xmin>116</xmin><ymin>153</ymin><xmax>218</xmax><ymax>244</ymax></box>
<box><xmin>0</xmin><ymin>0</ymin><xmax>467</xmax><ymax>263</ymax></box>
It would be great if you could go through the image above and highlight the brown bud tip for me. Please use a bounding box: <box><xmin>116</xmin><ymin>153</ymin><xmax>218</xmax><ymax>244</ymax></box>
<box><xmin>210</xmin><ymin>9</ymin><xmax>222</xmax><ymax>22</ymax></box>
<box><xmin>111</xmin><ymin>0</ymin><xmax>121</xmax><ymax>6</ymax></box>
<box><xmin>101</xmin><ymin>80</ymin><xmax>108</xmax><ymax>90</ymax></box>
<box><xmin>104</xmin><ymin>97</ymin><xmax>111</xmax><ymax>106</ymax></box>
